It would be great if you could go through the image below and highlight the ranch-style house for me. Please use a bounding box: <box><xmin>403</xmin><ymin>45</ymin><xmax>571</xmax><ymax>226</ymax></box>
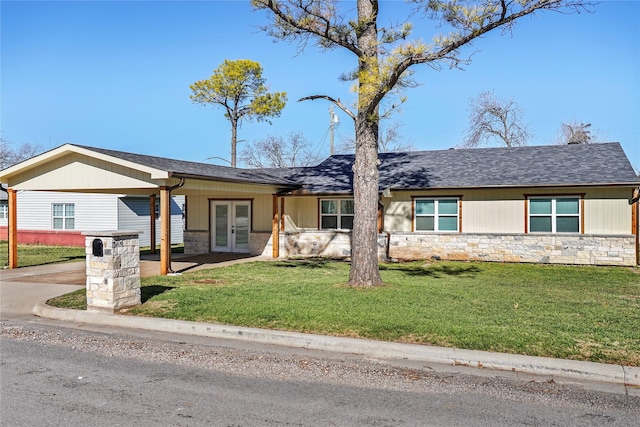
<box><xmin>1</xmin><ymin>142</ymin><xmax>638</xmax><ymax>274</ymax></box>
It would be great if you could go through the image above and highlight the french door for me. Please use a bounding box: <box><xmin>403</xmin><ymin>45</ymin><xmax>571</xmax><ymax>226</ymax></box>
<box><xmin>210</xmin><ymin>201</ymin><xmax>251</xmax><ymax>253</ymax></box>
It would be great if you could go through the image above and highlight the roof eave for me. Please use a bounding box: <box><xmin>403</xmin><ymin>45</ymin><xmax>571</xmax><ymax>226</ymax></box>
<box><xmin>0</xmin><ymin>144</ymin><xmax>171</xmax><ymax>182</ymax></box>
<box><xmin>391</xmin><ymin>181</ymin><xmax>640</xmax><ymax>191</ymax></box>
<box><xmin>170</xmin><ymin>172</ymin><xmax>301</xmax><ymax>189</ymax></box>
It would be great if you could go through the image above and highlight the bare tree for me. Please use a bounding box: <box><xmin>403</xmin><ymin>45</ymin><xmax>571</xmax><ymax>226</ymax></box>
<box><xmin>253</xmin><ymin>0</ymin><xmax>593</xmax><ymax>287</ymax></box>
<box><xmin>460</xmin><ymin>91</ymin><xmax>531</xmax><ymax>148</ymax></box>
<box><xmin>240</xmin><ymin>132</ymin><xmax>321</xmax><ymax>168</ymax></box>
<box><xmin>554</xmin><ymin>121</ymin><xmax>604</xmax><ymax>145</ymax></box>
<box><xmin>337</xmin><ymin>121</ymin><xmax>415</xmax><ymax>154</ymax></box>
<box><xmin>0</xmin><ymin>136</ymin><xmax>43</xmax><ymax>170</ymax></box>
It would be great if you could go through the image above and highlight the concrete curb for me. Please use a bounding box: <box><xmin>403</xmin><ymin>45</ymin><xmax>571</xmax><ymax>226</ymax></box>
<box><xmin>33</xmin><ymin>301</ymin><xmax>640</xmax><ymax>392</ymax></box>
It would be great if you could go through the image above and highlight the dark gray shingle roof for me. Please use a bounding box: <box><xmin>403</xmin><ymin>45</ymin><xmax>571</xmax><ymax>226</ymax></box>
<box><xmin>74</xmin><ymin>144</ymin><xmax>300</xmax><ymax>187</ymax></box>
<box><xmin>73</xmin><ymin>142</ymin><xmax>638</xmax><ymax>194</ymax></box>
<box><xmin>278</xmin><ymin>142</ymin><xmax>639</xmax><ymax>194</ymax></box>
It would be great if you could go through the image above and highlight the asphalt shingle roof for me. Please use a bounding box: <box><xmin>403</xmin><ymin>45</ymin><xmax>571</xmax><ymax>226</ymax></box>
<box><xmin>278</xmin><ymin>142</ymin><xmax>639</xmax><ymax>194</ymax></box>
<box><xmin>74</xmin><ymin>144</ymin><xmax>300</xmax><ymax>187</ymax></box>
<box><xmin>73</xmin><ymin>142</ymin><xmax>638</xmax><ymax>194</ymax></box>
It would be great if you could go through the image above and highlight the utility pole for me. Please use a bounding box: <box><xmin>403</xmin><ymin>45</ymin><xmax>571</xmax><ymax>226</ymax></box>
<box><xmin>329</xmin><ymin>106</ymin><xmax>339</xmax><ymax>155</ymax></box>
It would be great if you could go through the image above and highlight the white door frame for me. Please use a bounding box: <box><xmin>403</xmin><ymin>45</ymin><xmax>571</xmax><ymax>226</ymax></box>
<box><xmin>210</xmin><ymin>200</ymin><xmax>251</xmax><ymax>253</ymax></box>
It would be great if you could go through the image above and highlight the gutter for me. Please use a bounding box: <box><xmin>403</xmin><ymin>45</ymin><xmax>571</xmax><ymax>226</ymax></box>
<box><xmin>168</xmin><ymin>171</ymin><xmax>300</xmax><ymax>189</ymax></box>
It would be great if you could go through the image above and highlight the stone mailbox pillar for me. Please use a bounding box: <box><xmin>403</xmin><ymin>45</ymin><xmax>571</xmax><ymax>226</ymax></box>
<box><xmin>83</xmin><ymin>231</ymin><xmax>142</xmax><ymax>312</ymax></box>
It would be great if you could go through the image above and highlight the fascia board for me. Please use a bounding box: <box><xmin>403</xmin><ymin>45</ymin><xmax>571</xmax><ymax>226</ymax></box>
<box><xmin>0</xmin><ymin>144</ymin><xmax>170</xmax><ymax>181</ymax></box>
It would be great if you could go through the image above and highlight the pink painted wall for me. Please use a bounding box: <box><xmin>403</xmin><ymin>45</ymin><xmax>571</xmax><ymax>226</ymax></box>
<box><xmin>0</xmin><ymin>227</ymin><xmax>84</xmax><ymax>246</ymax></box>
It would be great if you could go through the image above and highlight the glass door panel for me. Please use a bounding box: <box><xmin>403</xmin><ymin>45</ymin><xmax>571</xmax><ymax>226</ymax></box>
<box><xmin>211</xmin><ymin>201</ymin><xmax>251</xmax><ymax>253</ymax></box>
<box><xmin>233</xmin><ymin>203</ymin><xmax>250</xmax><ymax>252</ymax></box>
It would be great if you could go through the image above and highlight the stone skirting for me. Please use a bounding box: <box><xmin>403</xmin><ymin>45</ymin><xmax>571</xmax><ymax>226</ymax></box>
<box><xmin>186</xmin><ymin>229</ymin><xmax>637</xmax><ymax>266</ymax></box>
<box><xmin>84</xmin><ymin>231</ymin><xmax>141</xmax><ymax>312</ymax></box>
<box><xmin>184</xmin><ymin>230</ymin><xmax>282</xmax><ymax>257</ymax></box>
<box><xmin>388</xmin><ymin>233</ymin><xmax>637</xmax><ymax>266</ymax></box>
<box><xmin>279</xmin><ymin>230</ymin><xmax>388</xmax><ymax>260</ymax></box>
<box><xmin>184</xmin><ymin>230</ymin><xmax>209</xmax><ymax>255</ymax></box>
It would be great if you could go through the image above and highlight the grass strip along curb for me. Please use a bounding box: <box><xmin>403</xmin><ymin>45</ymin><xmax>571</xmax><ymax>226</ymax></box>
<box><xmin>48</xmin><ymin>259</ymin><xmax>640</xmax><ymax>367</ymax></box>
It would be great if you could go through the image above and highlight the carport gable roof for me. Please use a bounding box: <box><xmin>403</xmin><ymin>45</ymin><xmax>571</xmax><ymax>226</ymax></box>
<box><xmin>275</xmin><ymin>142</ymin><xmax>640</xmax><ymax>194</ymax></box>
<box><xmin>0</xmin><ymin>144</ymin><xmax>302</xmax><ymax>188</ymax></box>
<box><xmin>75</xmin><ymin>145</ymin><xmax>302</xmax><ymax>187</ymax></box>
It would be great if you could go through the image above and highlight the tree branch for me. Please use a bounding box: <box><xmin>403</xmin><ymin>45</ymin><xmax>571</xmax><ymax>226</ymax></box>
<box><xmin>254</xmin><ymin>0</ymin><xmax>361</xmax><ymax>56</ymax></box>
<box><xmin>298</xmin><ymin>95</ymin><xmax>356</xmax><ymax>120</ymax></box>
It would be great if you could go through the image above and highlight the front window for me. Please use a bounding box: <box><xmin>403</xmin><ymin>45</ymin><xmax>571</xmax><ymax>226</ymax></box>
<box><xmin>0</xmin><ymin>201</ymin><xmax>7</xmax><ymax>220</ymax></box>
<box><xmin>52</xmin><ymin>203</ymin><xmax>75</xmax><ymax>230</ymax></box>
<box><xmin>414</xmin><ymin>198</ymin><xmax>459</xmax><ymax>232</ymax></box>
<box><xmin>528</xmin><ymin>197</ymin><xmax>580</xmax><ymax>233</ymax></box>
<box><xmin>320</xmin><ymin>199</ymin><xmax>354</xmax><ymax>230</ymax></box>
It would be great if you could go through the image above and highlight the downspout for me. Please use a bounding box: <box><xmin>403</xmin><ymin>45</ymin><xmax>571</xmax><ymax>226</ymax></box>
<box><xmin>165</xmin><ymin>178</ymin><xmax>185</xmax><ymax>274</ymax></box>
<box><xmin>1</xmin><ymin>184</ymin><xmax>8</xmax><ymax>267</ymax></box>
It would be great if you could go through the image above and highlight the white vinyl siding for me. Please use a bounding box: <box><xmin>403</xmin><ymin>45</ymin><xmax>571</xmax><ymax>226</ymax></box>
<box><xmin>14</xmin><ymin>191</ymin><xmax>118</xmax><ymax>230</ymax></box>
<box><xmin>118</xmin><ymin>196</ymin><xmax>184</xmax><ymax>247</ymax></box>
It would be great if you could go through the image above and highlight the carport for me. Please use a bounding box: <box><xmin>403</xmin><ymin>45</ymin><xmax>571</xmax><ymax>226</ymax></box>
<box><xmin>0</xmin><ymin>144</ymin><xmax>299</xmax><ymax>274</ymax></box>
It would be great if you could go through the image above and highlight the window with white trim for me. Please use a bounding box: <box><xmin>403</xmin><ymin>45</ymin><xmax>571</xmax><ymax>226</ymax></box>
<box><xmin>528</xmin><ymin>196</ymin><xmax>580</xmax><ymax>233</ymax></box>
<box><xmin>414</xmin><ymin>198</ymin><xmax>459</xmax><ymax>232</ymax></box>
<box><xmin>320</xmin><ymin>199</ymin><xmax>354</xmax><ymax>230</ymax></box>
<box><xmin>52</xmin><ymin>203</ymin><xmax>75</xmax><ymax>230</ymax></box>
<box><xmin>0</xmin><ymin>201</ymin><xmax>7</xmax><ymax>220</ymax></box>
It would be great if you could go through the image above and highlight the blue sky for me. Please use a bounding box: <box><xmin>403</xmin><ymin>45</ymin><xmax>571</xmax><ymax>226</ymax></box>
<box><xmin>1</xmin><ymin>0</ymin><xmax>639</xmax><ymax>169</ymax></box>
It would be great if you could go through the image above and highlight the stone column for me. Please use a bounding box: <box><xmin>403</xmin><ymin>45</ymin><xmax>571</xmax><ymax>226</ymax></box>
<box><xmin>83</xmin><ymin>231</ymin><xmax>141</xmax><ymax>312</ymax></box>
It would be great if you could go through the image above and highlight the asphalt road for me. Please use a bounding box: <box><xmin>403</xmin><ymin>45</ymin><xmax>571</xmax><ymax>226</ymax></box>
<box><xmin>2</xmin><ymin>321</ymin><xmax>638</xmax><ymax>427</ymax></box>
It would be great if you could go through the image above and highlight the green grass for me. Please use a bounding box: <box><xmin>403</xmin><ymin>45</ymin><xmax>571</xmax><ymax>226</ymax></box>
<box><xmin>0</xmin><ymin>242</ymin><xmax>184</xmax><ymax>268</ymax></box>
<box><xmin>48</xmin><ymin>259</ymin><xmax>640</xmax><ymax>366</ymax></box>
<box><xmin>0</xmin><ymin>241</ymin><xmax>86</xmax><ymax>267</ymax></box>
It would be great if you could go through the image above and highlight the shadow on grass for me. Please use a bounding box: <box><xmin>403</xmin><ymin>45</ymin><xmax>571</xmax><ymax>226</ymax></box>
<box><xmin>380</xmin><ymin>263</ymin><xmax>482</xmax><ymax>278</ymax></box>
<box><xmin>141</xmin><ymin>285</ymin><xmax>175</xmax><ymax>303</ymax></box>
<box><xmin>273</xmin><ymin>258</ymin><xmax>344</xmax><ymax>269</ymax></box>
<box><xmin>140</xmin><ymin>245</ymin><xmax>184</xmax><ymax>256</ymax></box>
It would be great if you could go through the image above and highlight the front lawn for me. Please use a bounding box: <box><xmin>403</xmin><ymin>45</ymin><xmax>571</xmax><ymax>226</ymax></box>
<box><xmin>0</xmin><ymin>242</ymin><xmax>184</xmax><ymax>268</ymax></box>
<box><xmin>47</xmin><ymin>259</ymin><xmax>640</xmax><ymax>366</ymax></box>
<box><xmin>0</xmin><ymin>241</ymin><xmax>86</xmax><ymax>267</ymax></box>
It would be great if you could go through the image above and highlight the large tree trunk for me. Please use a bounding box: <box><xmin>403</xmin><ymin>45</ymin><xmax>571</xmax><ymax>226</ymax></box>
<box><xmin>348</xmin><ymin>0</ymin><xmax>383</xmax><ymax>287</ymax></box>
<box><xmin>349</xmin><ymin>114</ymin><xmax>383</xmax><ymax>286</ymax></box>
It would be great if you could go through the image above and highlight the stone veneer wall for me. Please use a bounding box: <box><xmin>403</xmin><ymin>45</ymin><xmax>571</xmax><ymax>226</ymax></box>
<box><xmin>388</xmin><ymin>233</ymin><xmax>636</xmax><ymax>266</ymax></box>
<box><xmin>281</xmin><ymin>230</ymin><xmax>388</xmax><ymax>260</ymax></box>
<box><xmin>184</xmin><ymin>230</ymin><xmax>209</xmax><ymax>255</ymax></box>
<box><xmin>185</xmin><ymin>229</ymin><xmax>637</xmax><ymax>266</ymax></box>
<box><xmin>184</xmin><ymin>230</ymin><xmax>282</xmax><ymax>257</ymax></box>
<box><xmin>84</xmin><ymin>231</ymin><xmax>141</xmax><ymax>312</ymax></box>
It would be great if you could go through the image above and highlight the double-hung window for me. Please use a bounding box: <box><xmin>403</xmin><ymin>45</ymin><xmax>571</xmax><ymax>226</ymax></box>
<box><xmin>52</xmin><ymin>203</ymin><xmax>75</xmax><ymax>230</ymax></box>
<box><xmin>320</xmin><ymin>199</ymin><xmax>354</xmax><ymax>230</ymax></box>
<box><xmin>414</xmin><ymin>198</ymin><xmax>459</xmax><ymax>232</ymax></box>
<box><xmin>0</xmin><ymin>201</ymin><xmax>7</xmax><ymax>220</ymax></box>
<box><xmin>528</xmin><ymin>196</ymin><xmax>580</xmax><ymax>233</ymax></box>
